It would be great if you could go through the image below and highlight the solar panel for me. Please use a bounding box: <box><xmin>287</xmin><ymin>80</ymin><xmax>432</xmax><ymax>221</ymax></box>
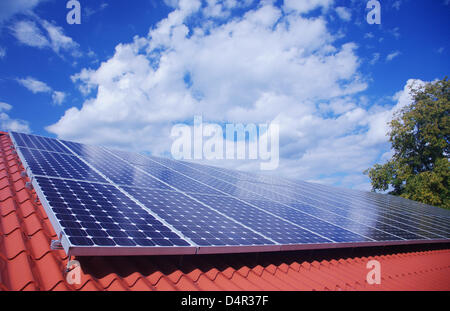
<box><xmin>122</xmin><ymin>187</ymin><xmax>274</xmax><ymax>249</ymax></box>
<box><xmin>12</xmin><ymin>131</ymin><xmax>70</xmax><ymax>153</ymax></box>
<box><xmin>59</xmin><ymin>141</ymin><xmax>171</xmax><ymax>190</ymax></box>
<box><xmin>9</xmin><ymin>131</ymin><xmax>450</xmax><ymax>257</ymax></box>
<box><xmin>18</xmin><ymin>147</ymin><xmax>106</xmax><ymax>183</ymax></box>
<box><xmin>34</xmin><ymin>176</ymin><xmax>194</xmax><ymax>255</ymax></box>
<box><xmin>173</xmin><ymin>158</ymin><xmax>450</xmax><ymax>240</ymax></box>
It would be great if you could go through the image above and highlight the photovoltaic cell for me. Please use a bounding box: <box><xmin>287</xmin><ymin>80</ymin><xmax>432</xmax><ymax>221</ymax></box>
<box><xmin>122</xmin><ymin>187</ymin><xmax>273</xmax><ymax>247</ymax></box>
<box><xmin>256</xmin><ymin>182</ymin><xmax>450</xmax><ymax>238</ymax></box>
<box><xmin>235</xmin><ymin>198</ymin><xmax>374</xmax><ymax>243</ymax></box>
<box><xmin>65</xmin><ymin>142</ymin><xmax>222</xmax><ymax>194</ymax></box>
<box><xmin>18</xmin><ymin>147</ymin><xmax>106</xmax><ymax>183</ymax></box>
<box><xmin>120</xmin><ymin>148</ymin><xmax>450</xmax><ymax>243</ymax></box>
<box><xmin>293</xmin><ymin>179</ymin><xmax>449</xmax><ymax>217</ymax></box>
<box><xmin>35</xmin><ymin>177</ymin><xmax>191</xmax><ymax>248</ymax></box>
<box><xmin>188</xmin><ymin>193</ymin><xmax>331</xmax><ymax>245</ymax></box>
<box><xmin>12</xmin><ymin>132</ymin><xmax>70</xmax><ymax>154</ymax></box>
<box><xmin>163</xmin><ymin>157</ymin><xmax>449</xmax><ymax>241</ymax></box>
<box><xmin>9</xmin><ymin>131</ymin><xmax>450</xmax><ymax>257</ymax></box>
<box><xmin>60</xmin><ymin>141</ymin><xmax>171</xmax><ymax>189</ymax></box>
<box><xmin>146</xmin><ymin>156</ymin><xmax>251</xmax><ymax>194</ymax></box>
<box><xmin>259</xmin><ymin>186</ymin><xmax>446</xmax><ymax>239</ymax></box>
<box><xmin>108</xmin><ymin>150</ymin><xmax>224</xmax><ymax>195</ymax></box>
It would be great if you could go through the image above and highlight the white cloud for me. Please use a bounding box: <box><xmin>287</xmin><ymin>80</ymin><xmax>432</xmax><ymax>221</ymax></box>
<box><xmin>47</xmin><ymin>3</ymin><xmax>424</xmax><ymax>189</ymax></box>
<box><xmin>390</xmin><ymin>27</ymin><xmax>400</xmax><ymax>39</ymax></box>
<box><xmin>0</xmin><ymin>102</ymin><xmax>12</xmax><ymax>111</ymax></box>
<box><xmin>0</xmin><ymin>0</ymin><xmax>45</xmax><ymax>24</ymax></box>
<box><xmin>392</xmin><ymin>79</ymin><xmax>425</xmax><ymax>110</ymax></box>
<box><xmin>163</xmin><ymin>0</ymin><xmax>180</xmax><ymax>8</ymax></box>
<box><xmin>16</xmin><ymin>77</ymin><xmax>66</xmax><ymax>105</ymax></box>
<box><xmin>41</xmin><ymin>20</ymin><xmax>79</xmax><ymax>55</ymax></box>
<box><xmin>283</xmin><ymin>0</ymin><xmax>334</xmax><ymax>14</ymax></box>
<box><xmin>392</xmin><ymin>1</ymin><xmax>402</xmax><ymax>10</ymax></box>
<box><xmin>199</xmin><ymin>0</ymin><xmax>253</xmax><ymax>18</ymax></box>
<box><xmin>17</xmin><ymin>77</ymin><xmax>52</xmax><ymax>93</ymax></box>
<box><xmin>0</xmin><ymin>102</ymin><xmax>30</xmax><ymax>133</ymax></box>
<box><xmin>386</xmin><ymin>50</ymin><xmax>401</xmax><ymax>61</ymax></box>
<box><xmin>1</xmin><ymin>0</ymin><xmax>79</xmax><ymax>56</ymax></box>
<box><xmin>10</xmin><ymin>18</ymin><xmax>80</xmax><ymax>56</ymax></box>
<box><xmin>84</xmin><ymin>2</ymin><xmax>109</xmax><ymax>20</ymax></box>
<box><xmin>52</xmin><ymin>91</ymin><xmax>66</xmax><ymax>105</ymax></box>
<box><xmin>335</xmin><ymin>7</ymin><xmax>351</xmax><ymax>21</ymax></box>
<box><xmin>369</xmin><ymin>52</ymin><xmax>380</xmax><ymax>65</ymax></box>
<box><xmin>10</xmin><ymin>20</ymin><xmax>49</xmax><ymax>48</ymax></box>
<box><xmin>0</xmin><ymin>47</ymin><xmax>5</xmax><ymax>59</ymax></box>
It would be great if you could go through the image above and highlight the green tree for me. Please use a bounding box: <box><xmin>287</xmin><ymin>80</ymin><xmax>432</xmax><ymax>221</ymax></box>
<box><xmin>365</xmin><ymin>78</ymin><xmax>449</xmax><ymax>209</ymax></box>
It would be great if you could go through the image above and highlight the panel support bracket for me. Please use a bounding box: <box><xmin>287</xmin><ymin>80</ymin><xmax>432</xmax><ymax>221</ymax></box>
<box><xmin>51</xmin><ymin>232</ymin><xmax>64</xmax><ymax>251</ymax></box>
<box><xmin>50</xmin><ymin>239</ymin><xmax>63</xmax><ymax>250</ymax></box>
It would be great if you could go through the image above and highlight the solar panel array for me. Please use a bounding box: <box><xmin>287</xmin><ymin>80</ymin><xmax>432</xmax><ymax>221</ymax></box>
<box><xmin>10</xmin><ymin>132</ymin><xmax>450</xmax><ymax>256</ymax></box>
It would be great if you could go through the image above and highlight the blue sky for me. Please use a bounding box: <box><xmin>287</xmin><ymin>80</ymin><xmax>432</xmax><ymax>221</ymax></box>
<box><xmin>0</xmin><ymin>0</ymin><xmax>448</xmax><ymax>190</ymax></box>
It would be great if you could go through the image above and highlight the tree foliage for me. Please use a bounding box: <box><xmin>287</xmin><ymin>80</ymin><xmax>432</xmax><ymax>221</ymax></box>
<box><xmin>365</xmin><ymin>78</ymin><xmax>449</xmax><ymax>209</ymax></box>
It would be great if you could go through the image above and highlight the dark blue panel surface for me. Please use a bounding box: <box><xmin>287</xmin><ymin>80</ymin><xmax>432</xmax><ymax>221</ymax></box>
<box><xmin>108</xmin><ymin>150</ymin><xmax>224</xmax><ymax>195</ymax></box>
<box><xmin>11</xmin><ymin>132</ymin><xmax>70</xmax><ymax>154</ymax></box>
<box><xmin>35</xmin><ymin>177</ymin><xmax>190</xmax><ymax>247</ymax></box>
<box><xmin>10</xmin><ymin>132</ymin><xmax>450</xmax><ymax>257</ymax></box>
<box><xmin>231</xmin><ymin>183</ymin><xmax>448</xmax><ymax>239</ymax></box>
<box><xmin>144</xmin><ymin>156</ymin><xmax>249</xmax><ymax>195</ymax></box>
<box><xmin>236</xmin><ymin>198</ymin><xmax>373</xmax><ymax>243</ymax></box>
<box><xmin>122</xmin><ymin>187</ymin><xmax>274</xmax><ymax>247</ymax></box>
<box><xmin>173</xmin><ymin>169</ymin><xmax>381</xmax><ymax>242</ymax></box>
<box><xmin>136</xmin><ymin>156</ymin><xmax>415</xmax><ymax>242</ymax></box>
<box><xmin>176</xmin><ymin>159</ymin><xmax>450</xmax><ymax>240</ymax></box>
<box><xmin>61</xmin><ymin>141</ymin><xmax>171</xmax><ymax>190</ymax></box>
<box><xmin>187</xmin><ymin>193</ymin><xmax>331</xmax><ymax>245</ymax></box>
<box><xmin>246</xmin><ymin>181</ymin><xmax>450</xmax><ymax>239</ymax></box>
<box><xmin>19</xmin><ymin>147</ymin><xmax>107</xmax><ymax>183</ymax></box>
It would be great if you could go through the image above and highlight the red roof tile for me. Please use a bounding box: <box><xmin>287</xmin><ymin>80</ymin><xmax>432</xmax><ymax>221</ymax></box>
<box><xmin>0</xmin><ymin>132</ymin><xmax>449</xmax><ymax>291</ymax></box>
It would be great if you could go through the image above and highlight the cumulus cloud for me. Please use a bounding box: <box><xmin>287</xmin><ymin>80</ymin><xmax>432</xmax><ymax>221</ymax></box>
<box><xmin>46</xmin><ymin>2</ymin><xmax>421</xmax><ymax>189</ymax></box>
<box><xmin>271</xmin><ymin>78</ymin><xmax>426</xmax><ymax>189</ymax></box>
<box><xmin>392</xmin><ymin>79</ymin><xmax>425</xmax><ymax>110</ymax></box>
<box><xmin>0</xmin><ymin>102</ymin><xmax>30</xmax><ymax>133</ymax></box>
<box><xmin>16</xmin><ymin>77</ymin><xmax>66</xmax><ymax>105</ymax></box>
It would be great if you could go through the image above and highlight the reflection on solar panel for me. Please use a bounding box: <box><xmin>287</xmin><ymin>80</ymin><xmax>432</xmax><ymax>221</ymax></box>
<box><xmin>10</xmin><ymin>132</ymin><xmax>450</xmax><ymax>256</ymax></box>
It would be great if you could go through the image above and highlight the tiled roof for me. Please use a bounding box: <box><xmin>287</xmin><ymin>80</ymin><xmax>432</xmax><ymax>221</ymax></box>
<box><xmin>0</xmin><ymin>132</ymin><xmax>449</xmax><ymax>291</ymax></box>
